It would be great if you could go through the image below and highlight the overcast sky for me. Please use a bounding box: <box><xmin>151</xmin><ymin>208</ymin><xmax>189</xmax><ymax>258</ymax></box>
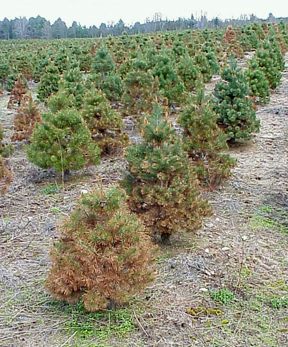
<box><xmin>2</xmin><ymin>0</ymin><xmax>288</xmax><ymax>26</ymax></box>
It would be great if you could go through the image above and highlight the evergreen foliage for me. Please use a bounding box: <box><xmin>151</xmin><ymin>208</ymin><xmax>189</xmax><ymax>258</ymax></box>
<box><xmin>82</xmin><ymin>90</ymin><xmax>128</xmax><ymax>155</ymax></box>
<box><xmin>253</xmin><ymin>47</ymin><xmax>282</xmax><ymax>89</ymax></box>
<box><xmin>46</xmin><ymin>187</ymin><xmax>157</xmax><ymax>311</ymax></box>
<box><xmin>214</xmin><ymin>56</ymin><xmax>260</xmax><ymax>141</ymax></box>
<box><xmin>37</xmin><ymin>63</ymin><xmax>60</xmax><ymax>102</ymax></box>
<box><xmin>120</xmin><ymin>105</ymin><xmax>210</xmax><ymax>243</ymax></box>
<box><xmin>122</xmin><ymin>58</ymin><xmax>158</xmax><ymax>115</ymax></box>
<box><xmin>47</xmin><ymin>86</ymin><xmax>74</xmax><ymax>113</ymax></box>
<box><xmin>245</xmin><ymin>59</ymin><xmax>270</xmax><ymax>104</ymax></box>
<box><xmin>179</xmin><ymin>81</ymin><xmax>235</xmax><ymax>187</ymax></box>
<box><xmin>152</xmin><ymin>52</ymin><xmax>185</xmax><ymax>105</ymax></box>
<box><xmin>62</xmin><ymin>68</ymin><xmax>85</xmax><ymax>109</ymax></box>
<box><xmin>177</xmin><ymin>54</ymin><xmax>200</xmax><ymax>91</ymax></box>
<box><xmin>194</xmin><ymin>52</ymin><xmax>213</xmax><ymax>83</ymax></box>
<box><xmin>27</xmin><ymin>108</ymin><xmax>100</xmax><ymax>174</ymax></box>
<box><xmin>92</xmin><ymin>45</ymin><xmax>115</xmax><ymax>79</ymax></box>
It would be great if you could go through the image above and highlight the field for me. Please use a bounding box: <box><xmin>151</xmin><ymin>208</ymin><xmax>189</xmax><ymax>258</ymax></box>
<box><xmin>0</xmin><ymin>23</ymin><xmax>288</xmax><ymax>347</ymax></box>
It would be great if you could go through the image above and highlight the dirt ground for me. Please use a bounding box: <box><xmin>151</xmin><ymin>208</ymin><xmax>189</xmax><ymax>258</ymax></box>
<box><xmin>0</xmin><ymin>54</ymin><xmax>287</xmax><ymax>347</ymax></box>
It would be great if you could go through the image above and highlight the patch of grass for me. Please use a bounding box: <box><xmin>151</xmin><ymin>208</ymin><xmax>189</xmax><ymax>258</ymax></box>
<box><xmin>42</xmin><ymin>182</ymin><xmax>62</xmax><ymax>195</ymax></box>
<box><xmin>270</xmin><ymin>296</ymin><xmax>288</xmax><ymax>309</ymax></box>
<box><xmin>50</xmin><ymin>206</ymin><xmax>62</xmax><ymax>214</ymax></box>
<box><xmin>48</xmin><ymin>300</ymin><xmax>137</xmax><ymax>346</ymax></box>
<box><xmin>249</xmin><ymin>204</ymin><xmax>288</xmax><ymax>234</ymax></box>
<box><xmin>210</xmin><ymin>289</ymin><xmax>236</xmax><ymax>305</ymax></box>
<box><xmin>2</xmin><ymin>216</ymin><xmax>11</xmax><ymax>223</ymax></box>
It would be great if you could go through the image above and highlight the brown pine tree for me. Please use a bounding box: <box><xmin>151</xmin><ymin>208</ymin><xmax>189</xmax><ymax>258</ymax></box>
<box><xmin>7</xmin><ymin>75</ymin><xmax>27</xmax><ymax>109</ymax></box>
<box><xmin>46</xmin><ymin>188</ymin><xmax>157</xmax><ymax>311</ymax></box>
<box><xmin>11</xmin><ymin>94</ymin><xmax>41</xmax><ymax>142</ymax></box>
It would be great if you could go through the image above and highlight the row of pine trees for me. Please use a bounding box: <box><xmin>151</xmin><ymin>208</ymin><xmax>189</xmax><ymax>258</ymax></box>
<box><xmin>0</xmin><ymin>21</ymin><xmax>287</xmax><ymax>311</ymax></box>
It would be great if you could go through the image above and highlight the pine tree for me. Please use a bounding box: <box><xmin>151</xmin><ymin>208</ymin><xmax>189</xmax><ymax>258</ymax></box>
<box><xmin>245</xmin><ymin>58</ymin><xmax>270</xmax><ymax>104</ymax></box>
<box><xmin>7</xmin><ymin>75</ymin><xmax>28</xmax><ymax>109</ymax></box>
<box><xmin>179</xmin><ymin>81</ymin><xmax>235</xmax><ymax>187</ymax></box>
<box><xmin>122</xmin><ymin>57</ymin><xmax>158</xmax><ymax>115</ymax></box>
<box><xmin>177</xmin><ymin>54</ymin><xmax>200</xmax><ymax>92</ymax></box>
<box><xmin>92</xmin><ymin>45</ymin><xmax>115</xmax><ymax>79</ymax></box>
<box><xmin>152</xmin><ymin>52</ymin><xmax>186</xmax><ymax>106</ymax></box>
<box><xmin>99</xmin><ymin>73</ymin><xmax>123</xmax><ymax>102</ymax></box>
<box><xmin>62</xmin><ymin>68</ymin><xmax>85</xmax><ymax>109</ymax></box>
<box><xmin>11</xmin><ymin>94</ymin><xmax>41</xmax><ymax>142</ymax></box>
<box><xmin>254</xmin><ymin>47</ymin><xmax>282</xmax><ymax>89</ymax></box>
<box><xmin>79</xmin><ymin>52</ymin><xmax>93</xmax><ymax>72</ymax></box>
<box><xmin>0</xmin><ymin>60</ymin><xmax>10</xmax><ymax>87</ymax></box>
<box><xmin>82</xmin><ymin>90</ymin><xmax>128</xmax><ymax>155</ymax></box>
<box><xmin>194</xmin><ymin>52</ymin><xmax>213</xmax><ymax>83</ymax></box>
<box><xmin>46</xmin><ymin>187</ymin><xmax>157</xmax><ymax>312</ymax></box>
<box><xmin>120</xmin><ymin>105</ymin><xmax>210</xmax><ymax>244</ymax></box>
<box><xmin>37</xmin><ymin>63</ymin><xmax>60</xmax><ymax>102</ymax></box>
<box><xmin>27</xmin><ymin>109</ymin><xmax>100</xmax><ymax>176</ymax></box>
<box><xmin>47</xmin><ymin>85</ymin><xmax>74</xmax><ymax>113</ymax></box>
<box><xmin>214</xmin><ymin>56</ymin><xmax>260</xmax><ymax>141</ymax></box>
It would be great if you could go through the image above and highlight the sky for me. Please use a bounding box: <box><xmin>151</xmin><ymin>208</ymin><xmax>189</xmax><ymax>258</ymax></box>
<box><xmin>1</xmin><ymin>0</ymin><xmax>288</xmax><ymax>27</ymax></box>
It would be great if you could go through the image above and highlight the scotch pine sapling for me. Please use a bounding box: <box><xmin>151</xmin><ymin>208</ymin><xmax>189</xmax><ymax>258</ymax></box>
<box><xmin>27</xmin><ymin>108</ymin><xmax>100</xmax><ymax>177</ymax></box>
<box><xmin>11</xmin><ymin>94</ymin><xmax>41</xmax><ymax>142</ymax></box>
<box><xmin>7</xmin><ymin>75</ymin><xmax>28</xmax><ymax>109</ymax></box>
<box><xmin>46</xmin><ymin>187</ymin><xmax>157</xmax><ymax>311</ymax></box>
<box><xmin>82</xmin><ymin>90</ymin><xmax>128</xmax><ymax>155</ymax></box>
<box><xmin>214</xmin><ymin>56</ymin><xmax>260</xmax><ymax>141</ymax></box>
<box><xmin>179</xmin><ymin>81</ymin><xmax>235</xmax><ymax>188</ymax></box>
<box><xmin>120</xmin><ymin>104</ymin><xmax>210</xmax><ymax>244</ymax></box>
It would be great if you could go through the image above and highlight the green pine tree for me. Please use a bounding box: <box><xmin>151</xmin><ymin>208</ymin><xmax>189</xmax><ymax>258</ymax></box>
<box><xmin>214</xmin><ymin>56</ymin><xmax>260</xmax><ymax>141</ymax></box>
<box><xmin>245</xmin><ymin>58</ymin><xmax>270</xmax><ymax>104</ymax></box>
<box><xmin>27</xmin><ymin>108</ymin><xmax>100</xmax><ymax>176</ymax></box>
<box><xmin>37</xmin><ymin>63</ymin><xmax>61</xmax><ymax>102</ymax></box>
<box><xmin>179</xmin><ymin>81</ymin><xmax>235</xmax><ymax>187</ymax></box>
<box><xmin>82</xmin><ymin>90</ymin><xmax>128</xmax><ymax>155</ymax></box>
<box><xmin>120</xmin><ymin>104</ymin><xmax>210</xmax><ymax>244</ymax></box>
<box><xmin>92</xmin><ymin>45</ymin><xmax>115</xmax><ymax>80</ymax></box>
<box><xmin>254</xmin><ymin>47</ymin><xmax>282</xmax><ymax>89</ymax></box>
<box><xmin>122</xmin><ymin>57</ymin><xmax>158</xmax><ymax>115</ymax></box>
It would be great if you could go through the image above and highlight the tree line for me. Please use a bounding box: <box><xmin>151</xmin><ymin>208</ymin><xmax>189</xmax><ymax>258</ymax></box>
<box><xmin>0</xmin><ymin>13</ymin><xmax>287</xmax><ymax>40</ymax></box>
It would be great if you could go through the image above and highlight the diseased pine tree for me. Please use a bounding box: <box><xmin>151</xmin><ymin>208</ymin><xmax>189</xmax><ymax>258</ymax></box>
<box><xmin>11</xmin><ymin>94</ymin><xmax>41</xmax><ymax>142</ymax></box>
<box><xmin>82</xmin><ymin>90</ymin><xmax>128</xmax><ymax>155</ymax></box>
<box><xmin>120</xmin><ymin>104</ymin><xmax>210</xmax><ymax>244</ymax></box>
<box><xmin>46</xmin><ymin>187</ymin><xmax>157</xmax><ymax>312</ymax></box>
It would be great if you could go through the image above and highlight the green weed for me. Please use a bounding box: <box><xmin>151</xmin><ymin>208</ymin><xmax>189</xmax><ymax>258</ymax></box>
<box><xmin>42</xmin><ymin>182</ymin><xmax>61</xmax><ymax>195</ymax></box>
<box><xmin>210</xmin><ymin>289</ymin><xmax>236</xmax><ymax>305</ymax></box>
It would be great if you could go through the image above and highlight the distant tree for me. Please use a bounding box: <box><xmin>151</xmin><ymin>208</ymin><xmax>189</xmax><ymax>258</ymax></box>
<box><xmin>51</xmin><ymin>18</ymin><xmax>67</xmax><ymax>39</ymax></box>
